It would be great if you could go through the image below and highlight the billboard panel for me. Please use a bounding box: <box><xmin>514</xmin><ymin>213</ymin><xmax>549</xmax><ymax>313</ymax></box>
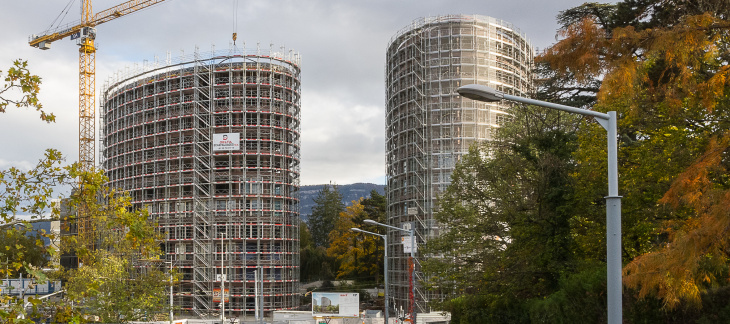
<box><xmin>212</xmin><ymin>288</ymin><xmax>229</xmax><ymax>303</ymax></box>
<box><xmin>213</xmin><ymin>133</ymin><xmax>240</xmax><ymax>151</ymax></box>
<box><xmin>401</xmin><ymin>236</ymin><xmax>417</xmax><ymax>253</ymax></box>
<box><xmin>312</xmin><ymin>292</ymin><xmax>359</xmax><ymax>317</ymax></box>
<box><xmin>401</xmin><ymin>222</ymin><xmax>417</xmax><ymax>253</ymax></box>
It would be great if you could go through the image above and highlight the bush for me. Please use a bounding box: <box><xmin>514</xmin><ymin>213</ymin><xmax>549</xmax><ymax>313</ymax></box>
<box><xmin>446</xmin><ymin>294</ymin><xmax>530</xmax><ymax>324</ymax></box>
<box><xmin>529</xmin><ymin>266</ymin><xmax>607</xmax><ymax>324</ymax></box>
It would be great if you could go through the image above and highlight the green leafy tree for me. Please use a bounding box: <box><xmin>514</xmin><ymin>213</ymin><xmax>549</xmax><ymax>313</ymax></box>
<box><xmin>0</xmin><ymin>226</ymin><xmax>53</xmax><ymax>323</ymax></box>
<box><xmin>0</xmin><ymin>149</ymin><xmax>69</xmax><ymax>323</ymax></box>
<box><xmin>1</xmin><ymin>61</ymin><xmax>61</xmax><ymax>278</ymax></box>
<box><xmin>0</xmin><ymin>60</ymin><xmax>60</xmax><ymax>322</ymax></box>
<box><xmin>56</xmin><ymin>167</ymin><xmax>169</xmax><ymax>323</ymax></box>
<box><xmin>63</xmin><ymin>252</ymin><xmax>169</xmax><ymax>323</ymax></box>
<box><xmin>0</xmin><ymin>149</ymin><xmax>68</xmax><ymax>229</ymax></box>
<box><xmin>1</xmin><ymin>60</ymin><xmax>54</xmax><ymax>122</ymax></box>
<box><xmin>0</xmin><ymin>160</ymin><xmax>168</xmax><ymax>322</ymax></box>
<box><xmin>0</xmin><ymin>228</ymin><xmax>50</xmax><ymax>276</ymax></box>
<box><xmin>299</xmin><ymin>223</ymin><xmax>334</xmax><ymax>282</ymax></box>
<box><xmin>357</xmin><ymin>191</ymin><xmax>387</xmax><ymax>282</ymax></box>
<box><xmin>308</xmin><ymin>184</ymin><xmax>345</xmax><ymax>248</ymax></box>
<box><xmin>423</xmin><ymin>104</ymin><xmax>580</xmax><ymax>320</ymax></box>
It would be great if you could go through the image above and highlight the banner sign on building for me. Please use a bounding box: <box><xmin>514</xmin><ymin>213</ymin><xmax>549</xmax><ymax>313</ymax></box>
<box><xmin>212</xmin><ymin>288</ymin><xmax>229</xmax><ymax>303</ymax></box>
<box><xmin>312</xmin><ymin>292</ymin><xmax>359</xmax><ymax>317</ymax></box>
<box><xmin>213</xmin><ymin>133</ymin><xmax>240</xmax><ymax>151</ymax></box>
<box><xmin>401</xmin><ymin>222</ymin><xmax>417</xmax><ymax>253</ymax></box>
<box><xmin>401</xmin><ymin>236</ymin><xmax>417</xmax><ymax>253</ymax></box>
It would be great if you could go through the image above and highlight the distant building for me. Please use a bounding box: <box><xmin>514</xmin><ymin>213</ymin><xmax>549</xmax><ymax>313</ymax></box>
<box><xmin>58</xmin><ymin>198</ymin><xmax>78</xmax><ymax>269</ymax></box>
<box><xmin>385</xmin><ymin>15</ymin><xmax>534</xmax><ymax>312</ymax></box>
<box><xmin>320</xmin><ymin>296</ymin><xmax>331</xmax><ymax>307</ymax></box>
<box><xmin>1</xmin><ymin>278</ymin><xmax>62</xmax><ymax>298</ymax></box>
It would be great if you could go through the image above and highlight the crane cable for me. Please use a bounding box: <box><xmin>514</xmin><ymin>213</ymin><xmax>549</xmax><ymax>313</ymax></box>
<box><xmin>232</xmin><ymin>0</ymin><xmax>239</xmax><ymax>45</ymax></box>
<box><xmin>47</xmin><ymin>0</ymin><xmax>77</xmax><ymax>33</ymax></box>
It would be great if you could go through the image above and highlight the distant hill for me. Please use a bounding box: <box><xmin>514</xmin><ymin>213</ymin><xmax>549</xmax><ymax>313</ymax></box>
<box><xmin>299</xmin><ymin>183</ymin><xmax>385</xmax><ymax>222</ymax></box>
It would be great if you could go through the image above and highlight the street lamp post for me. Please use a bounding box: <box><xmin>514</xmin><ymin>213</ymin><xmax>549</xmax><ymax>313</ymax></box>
<box><xmin>165</xmin><ymin>260</ymin><xmax>176</xmax><ymax>324</ymax></box>
<box><xmin>456</xmin><ymin>84</ymin><xmax>622</xmax><ymax>324</ymax></box>
<box><xmin>219</xmin><ymin>232</ymin><xmax>226</xmax><ymax>323</ymax></box>
<box><xmin>363</xmin><ymin>219</ymin><xmax>416</xmax><ymax>324</ymax></box>
<box><xmin>350</xmin><ymin>228</ymin><xmax>389</xmax><ymax>324</ymax></box>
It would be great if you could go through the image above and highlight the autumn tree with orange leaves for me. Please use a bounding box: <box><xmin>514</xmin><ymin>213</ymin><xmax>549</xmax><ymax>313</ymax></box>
<box><xmin>327</xmin><ymin>191</ymin><xmax>386</xmax><ymax>282</ymax></box>
<box><xmin>538</xmin><ymin>0</ymin><xmax>730</xmax><ymax>318</ymax></box>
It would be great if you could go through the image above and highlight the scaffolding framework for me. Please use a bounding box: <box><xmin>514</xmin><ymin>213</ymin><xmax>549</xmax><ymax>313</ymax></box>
<box><xmin>385</xmin><ymin>15</ymin><xmax>534</xmax><ymax>313</ymax></box>
<box><xmin>101</xmin><ymin>45</ymin><xmax>301</xmax><ymax>319</ymax></box>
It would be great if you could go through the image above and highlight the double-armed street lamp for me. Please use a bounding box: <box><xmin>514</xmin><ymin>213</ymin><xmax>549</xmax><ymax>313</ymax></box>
<box><xmin>456</xmin><ymin>84</ymin><xmax>622</xmax><ymax>324</ymax></box>
<box><xmin>363</xmin><ymin>219</ymin><xmax>416</xmax><ymax>324</ymax></box>
<box><xmin>350</xmin><ymin>227</ymin><xmax>389</xmax><ymax>324</ymax></box>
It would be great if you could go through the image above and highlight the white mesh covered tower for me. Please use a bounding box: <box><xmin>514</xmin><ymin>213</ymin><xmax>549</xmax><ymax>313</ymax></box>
<box><xmin>385</xmin><ymin>15</ymin><xmax>533</xmax><ymax>313</ymax></box>
<box><xmin>101</xmin><ymin>46</ymin><xmax>301</xmax><ymax>318</ymax></box>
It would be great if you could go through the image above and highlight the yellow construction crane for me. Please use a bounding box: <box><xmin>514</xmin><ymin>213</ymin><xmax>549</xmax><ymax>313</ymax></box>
<box><xmin>29</xmin><ymin>0</ymin><xmax>167</xmax><ymax>174</ymax></box>
<box><xmin>29</xmin><ymin>0</ymin><xmax>167</xmax><ymax>259</ymax></box>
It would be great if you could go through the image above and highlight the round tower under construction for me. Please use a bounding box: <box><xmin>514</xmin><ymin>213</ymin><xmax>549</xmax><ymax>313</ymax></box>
<box><xmin>386</xmin><ymin>15</ymin><xmax>533</xmax><ymax>315</ymax></box>
<box><xmin>101</xmin><ymin>47</ymin><xmax>301</xmax><ymax>319</ymax></box>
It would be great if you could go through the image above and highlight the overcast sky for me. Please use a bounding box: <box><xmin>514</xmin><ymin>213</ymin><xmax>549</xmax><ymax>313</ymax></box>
<box><xmin>1</xmin><ymin>0</ymin><xmax>593</xmax><ymax>186</ymax></box>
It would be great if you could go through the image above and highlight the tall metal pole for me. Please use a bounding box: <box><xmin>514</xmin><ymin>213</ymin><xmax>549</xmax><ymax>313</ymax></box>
<box><xmin>384</xmin><ymin>234</ymin><xmax>389</xmax><ymax>324</ymax></box>
<box><xmin>351</xmin><ymin>228</ymin><xmax>389</xmax><ymax>324</ymax></box>
<box><xmin>255</xmin><ymin>266</ymin><xmax>259</xmax><ymax>322</ymax></box>
<box><xmin>170</xmin><ymin>271</ymin><xmax>173</xmax><ymax>323</ymax></box>
<box><xmin>363</xmin><ymin>220</ymin><xmax>418</xmax><ymax>324</ymax></box>
<box><xmin>409</xmin><ymin>228</ymin><xmax>415</xmax><ymax>324</ymax></box>
<box><xmin>259</xmin><ymin>266</ymin><xmax>264</xmax><ymax>324</ymax></box>
<box><xmin>168</xmin><ymin>261</ymin><xmax>174</xmax><ymax>324</ymax></box>
<box><xmin>456</xmin><ymin>84</ymin><xmax>623</xmax><ymax>324</ymax></box>
<box><xmin>221</xmin><ymin>234</ymin><xmax>225</xmax><ymax>323</ymax></box>
<box><xmin>605</xmin><ymin>111</ymin><xmax>622</xmax><ymax>324</ymax></box>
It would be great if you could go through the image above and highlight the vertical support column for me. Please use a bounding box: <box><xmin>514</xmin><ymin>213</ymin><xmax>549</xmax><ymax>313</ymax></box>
<box><xmin>384</xmin><ymin>234</ymin><xmax>389</xmax><ymax>324</ymax></box>
<box><xmin>79</xmin><ymin>1</ymin><xmax>95</xmax><ymax>174</ymax></box>
<box><xmin>77</xmin><ymin>34</ymin><xmax>96</xmax><ymax>262</ymax></box>
<box><xmin>605</xmin><ymin>111</ymin><xmax>622</xmax><ymax>324</ymax></box>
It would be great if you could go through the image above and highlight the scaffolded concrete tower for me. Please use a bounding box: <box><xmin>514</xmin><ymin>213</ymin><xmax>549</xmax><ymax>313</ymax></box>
<box><xmin>385</xmin><ymin>15</ymin><xmax>533</xmax><ymax>313</ymax></box>
<box><xmin>101</xmin><ymin>46</ymin><xmax>301</xmax><ymax>318</ymax></box>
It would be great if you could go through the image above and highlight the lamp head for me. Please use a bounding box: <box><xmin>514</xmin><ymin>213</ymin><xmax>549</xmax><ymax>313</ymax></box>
<box><xmin>363</xmin><ymin>219</ymin><xmax>377</xmax><ymax>225</ymax></box>
<box><xmin>457</xmin><ymin>84</ymin><xmax>504</xmax><ymax>102</ymax></box>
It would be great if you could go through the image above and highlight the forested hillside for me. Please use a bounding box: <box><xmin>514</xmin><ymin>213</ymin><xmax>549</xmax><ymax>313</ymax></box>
<box><xmin>299</xmin><ymin>183</ymin><xmax>384</xmax><ymax>220</ymax></box>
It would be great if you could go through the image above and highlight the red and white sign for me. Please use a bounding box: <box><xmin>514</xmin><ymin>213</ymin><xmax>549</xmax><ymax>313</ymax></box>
<box><xmin>213</xmin><ymin>133</ymin><xmax>240</xmax><ymax>151</ymax></box>
<box><xmin>212</xmin><ymin>288</ymin><xmax>230</xmax><ymax>302</ymax></box>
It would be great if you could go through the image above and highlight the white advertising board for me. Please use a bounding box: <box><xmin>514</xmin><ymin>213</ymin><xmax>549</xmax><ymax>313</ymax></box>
<box><xmin>401</xmin><ymin>222</ymin><xmax>417</xmax><ymax>253</ymax></box>
<box><xmin>213</xmin><ymin>133</ymin><xmax>240</xmax><ymax>151</ymax></box>
<box><xmin>401</xmin><ymin>236</ymin><xmax>417</xmax><ymax>253</ymax></box>
<box><xmin>312</xmin><ymin>292</ymin><xmax>359</xmax><ymax>317</ymax></box>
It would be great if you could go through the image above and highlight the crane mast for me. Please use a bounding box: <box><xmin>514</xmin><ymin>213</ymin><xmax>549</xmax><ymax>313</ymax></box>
<box><xmin>79</xmin><ymin>0</ymin><xmax>95</xmax><ymax>174</ymax></box>
<box><xmin>29</xmin><ymin>0</ymin><xmax>167</xmax><ymax>258</ymax></box>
